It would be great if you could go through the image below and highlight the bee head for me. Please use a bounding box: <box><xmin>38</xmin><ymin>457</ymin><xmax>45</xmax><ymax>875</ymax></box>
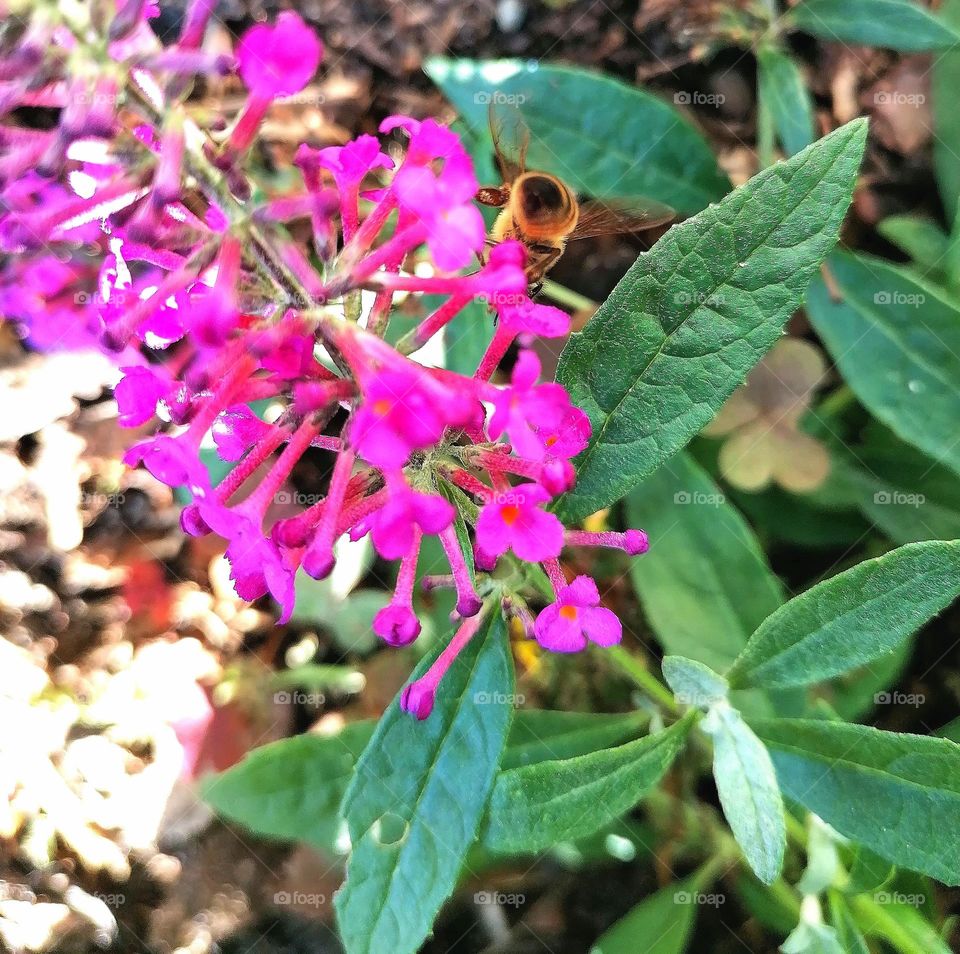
<box><xmin>513</xmin><ymin>173</ymin><xmax>578</xmax><ymax>237</ymax></box>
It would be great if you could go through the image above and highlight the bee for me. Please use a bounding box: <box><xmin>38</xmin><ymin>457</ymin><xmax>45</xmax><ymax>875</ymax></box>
<box><xmin>475</xmin><ymin>107</ymin><xmax>675</xmax><ymax>295</ymax></box>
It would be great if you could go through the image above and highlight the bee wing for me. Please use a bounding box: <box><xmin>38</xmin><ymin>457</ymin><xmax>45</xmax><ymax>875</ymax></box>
<box><xmin>570</xmin><ymin>197</ymin><xmax>675</xmax><ymax>241</ymax></box>
<box><xmin>488</xmin><ymin>102</ymin><xmax>529</xmax><ymax>184</ymax></box>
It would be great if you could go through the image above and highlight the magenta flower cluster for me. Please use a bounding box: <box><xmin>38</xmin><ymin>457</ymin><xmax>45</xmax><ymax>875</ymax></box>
<box><xmin>0</xmin><ymin>3</ymin><xmax>648</xmax><ymax>718</ymax></box>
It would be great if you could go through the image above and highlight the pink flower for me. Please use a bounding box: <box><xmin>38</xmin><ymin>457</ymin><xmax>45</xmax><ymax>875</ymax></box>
<box><xmin>534</xmin><ymin>576</ymin><xmax>622</xmax><ymax>653</ymax></box>
<box><xmin>373</xmin><ymin>604</ymin><xmax>421</xmax><ymax>646</ymax></box>
<box><xmin>381</xmin><ymin>116</ymin><xmax>473</xmax><ymax>175</ymax></box>
<box><xmin>400</xmin><ymin>612</ymin><xmax>485</xmax><ymax>720</ymax></box>
<box><xmin>182</xmin><ymin>238</ymin><xmax>241</xmax><ymax>349</ymax></box>
<box><xmin>115</xmin><ymin>365</ymin><xmax>172</xmax><ymax>427</ymax></box>
<box><xmin>350</xmin><ymin>365</ymin><xmax>473</xmax><ymax>469</ymax></box>
<box><xmin>401</xmin><ymin>681</ymin><xmax>436</xmax><ymax>721</ymax></box>
<box><xmin>237</xmin><ymin>12</ymin><xmax>322</xmax><ymax>99</ymax></box>
<box><xmin>226</xmin><ymin>13</ymin><xmax>323</xmax><ymax>157</ymax></box>
<box><xmin>124</xmin><ymin>435</ymin><xmax>211</xmax><ymax>496</ymax></box>
<box><xmin>198</xmin><ymin>502</ymin><xmax>296</xmax><ymax>622</ymax></box>
<box><xmin>534</xmin><ymin>406</ymin><xmax>592</xmax><ymax>460</ymax></box>
<box><xmin>496</xmin><ymin>295</ymin><xmax>571</xmax><ymax>339</ymax></box>
<box><xmin>212</xmin><ymin>406</ymin><xmax>271</xmax><ymax>461</ymax></box>
<box><xmin>370</xmin><ymin>484</ymin><xmax>454</xmax><ymax>559</ymax></box>
<box><xmin>314</xmin><ymin>136</ymin><xmax>393</xmax><ymax>194</ymax></box>
<box><xmin>475</xmin><ymin>482</ymin><xmax>564</xmax><ymax>564</ymax></box>
<box><xmin>488</xmin><ymin>350</ymin><xmax>572</xmax><ymax>461</ymax></box>
<box><xmin>391</xmin><ymin>163</ymin><xmax>485</xmax><ymax>272</ymax></box>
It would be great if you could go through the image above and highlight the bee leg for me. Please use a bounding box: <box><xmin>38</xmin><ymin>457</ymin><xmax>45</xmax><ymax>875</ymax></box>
<box><xmin>529</xmin><ymin>281</ymin><xmax>544</xmax><ymax>299</ymax></box>
<box><xmin>527</xmin><ymin>244</ymin><xmax>563</xmax><ymax>291</ymax></box>
<box><xmin>476</xmin><ymin>186</ymin><xmax>510</xmax><ymax>207</ymax></box>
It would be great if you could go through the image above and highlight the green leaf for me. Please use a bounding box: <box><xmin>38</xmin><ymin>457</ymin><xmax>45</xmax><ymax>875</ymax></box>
<box><xmin>756</xmin><ymin>46</ymin><xmax>816</xmax><ymax>157</ymax></box>
<box><xmin>826</xmin><ymin>641</ymin><xmax>915</xmax><ymax>722</ymax></box>
<box><xmin>202</xmin><ymin>709</ymin><xmax>641</xmax><ymax>857</ymax></box>
<box><xmin>268</xmin><ymin>664</ymin><xmax>365</xmax><ymax>695</ymax></box>
<box><xmin>848</xmin><ymin>893</ymin><xmax>952</xmax><ymax>954</ymax></box>
<box><xmin>798</xmin><ymin>815</ymin><xmax>843</xmax><ymax>896</ymax></box>
<box><xmin>502</xmin><ymin>709</ymin><xmax>647</xmax><ymax>770</ymax></box>
<box><xmin>200</xmin><ymin>722</ymin><xmax>374</xmax><ymax>856</ymax></box>
<box><xmin>703</xmin><ymin>703</ymin><xmax>785</xmax><ymax>884</ymax></box>
<box><xmin>828</xmin><ymin>892</ymin><xmax>871</xmax><ymax>954</ymax></box>
<box><xmin>437</xmin><ymin>479</ymin><xmax>477</xmax><ymax>584</ymax></box>
<box><xmin>936</xmin><ymin>715</ymin><xmax>960</xmax><ymax>743</ymax></box>
<box><xmin>589</xmin><ymin>874</ymin><xmax>701</xmax><ymax>954</ymax></box>
<box><xmin>877</xmin><ymin>216</ymin><xmax>950</xmax><ymax>276</ymax></box>
<box><xmin>781</xmin><ymin>920</ymin><xmax>845</xmax><ymax>954</ymax></box>
<box><xmin>424</xmin><ymin>58</ymin><xmax>728</xmax><ymax>216</ymax></box>
<box><xmin>662</xmin><ymin>656</ymin><xmax>729</xmax><ymax>709</ymax></box>
<box><xmin>627</xmin><ymin>453</ymin><xmax>784</xmax><ymax>672</ymax></box>
<box><xmin>481</xmin><ymin>714</ymin><xmax>694</xmax><ymax>855</ymax></box>
<box><xmin>753</xmin><ymin>718</ymin><xmax>960</xmax><ymax>885</ymax></box>
<box><xmin>292</xmin><ymin>573</ymin><xmax>387</xmax><ymax>655</ymax></box>
<box><xmin>728</xmin><ymin>480</ymin><xmax>871</xmax><ymax>550</ymax></box>
<box><xmin>934</xmin><ymin>0</ymin><xmax>960</xmax><ymax>223</ymax></box>
<box><xmin>832</xmin><ymin>428</ymin><xmax>960</xmax><ymax>545</ymax></box>
<box><xmin>556</xmin><ymin>119</ymin><xmax>867</xmax><ymax>521</ymax></box>
<box><xmin>787</xmin><ymin>0</ymin><xmax>960</xmax><ymax>51</ymax></box>
<box><xmin>728</xmin><ymin>541</ymin><xmax>960</xmax><ymax>690</ymax></box>
<box><xmin>335</xmin><ymin>613</ymin><xmax>514</xmax><ymax>954</ymax></box>
<box><xmin>736</xmin><ymin>873</ymin><xmax>800</xmax><ymax>933</ymax></box>
<box><xmin>846</xmin><ymin>845</ymin><xmax>895</xmax><ymax>895</ymax></box>
<box><xmin>807</xmin><ymin>252</ymin><xmax>960</xmax><ymax>477</ymax></box>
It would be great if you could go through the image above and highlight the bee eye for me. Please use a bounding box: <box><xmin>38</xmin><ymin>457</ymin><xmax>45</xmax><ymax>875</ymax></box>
<box><xmin>520</xmin><ymin>176</ymin><xmax>566</xmax><ymax>219</ymax></box>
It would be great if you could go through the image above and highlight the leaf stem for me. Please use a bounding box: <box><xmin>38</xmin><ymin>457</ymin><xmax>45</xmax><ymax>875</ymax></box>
<box><xmin>540</xmin><ymin>279</ymin><xmax>596</xmax><ymax>312</ymax></box>
<box><xmin>605</xmin><ymin>645</ymin><xmax>680</xmax><ymax>714</ymax></box>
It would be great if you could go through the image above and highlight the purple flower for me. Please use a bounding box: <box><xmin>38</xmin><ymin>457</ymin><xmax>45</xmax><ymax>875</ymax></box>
<box><xmin>370</xmin><ymin>484</ymin><xmax>454</xmax><ymax>560</ymax></box>
<box><xmin>373</xmin><ymin>604</ymin><xmax>422</xmax><ymax>646</ymax></box>
<box><xmin>351</xmin><ymin>365</ymin><xmax>473</xmax><ymax>469</ymax></box>
<box><xmin>115</xmin><ymin>365</ymin><xmax>172</xmax><ymax>427</ymax></box>
<box><xmin>488</xmin><ymin>350</ymin><xmax>572</xmax><ymax>461</ymax></box>
<box><xmin>391</xmin><ymin>163</ymin><xmax>486</xmax><ymax>272</ymax></box>
<box><xmin>475</xmin><ymin>483</ymin><xmax>564</xmax><ymax>564</ymax></box>
<box><xmin>198</xmin><ymin>502</ymin><xmax>296</xmax><ymax>622</ymax></box>
<box><xmin>314</xmin><ymin>136</ymin><xmax>393</xmax><ymax>194</ymax></box>
<box><xmin>497</xmin><ymin>295</ymin><xmax>571</xmax><ymax>339</ymax></box>
<box><xmin>237</xmin><ymin>12</ymin><xmax>322</xmax><ymax>99</ymax></box>
<box><xmin>534</xmin><ymin>576</ymin><xmax>622</xmax><ymax>653</ymax></box>
<box><xmin>212</xmin><ymin>406</ymin><xmax>272</xmax><ymax>461</ymax></box>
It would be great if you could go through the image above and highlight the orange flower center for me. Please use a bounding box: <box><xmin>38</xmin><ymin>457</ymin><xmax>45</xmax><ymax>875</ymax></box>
<box><xmin>559</xmin><ymin>605</ymin><xmax>578</xmax><ymax>621</ymax></box>
<box><xmin>545</xmin><ymin>435</ymin><xmax>558</xmax><ymax>447</ymax></box>
<box><xmin>373</xmin><ymin>398</ymin><xmax>392</xmax><ymax>416</ymax></box>
<box><xmin>500</xmin><ymin>504</ymin><xmax>521</xmax><ymax>525</ymax></box>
